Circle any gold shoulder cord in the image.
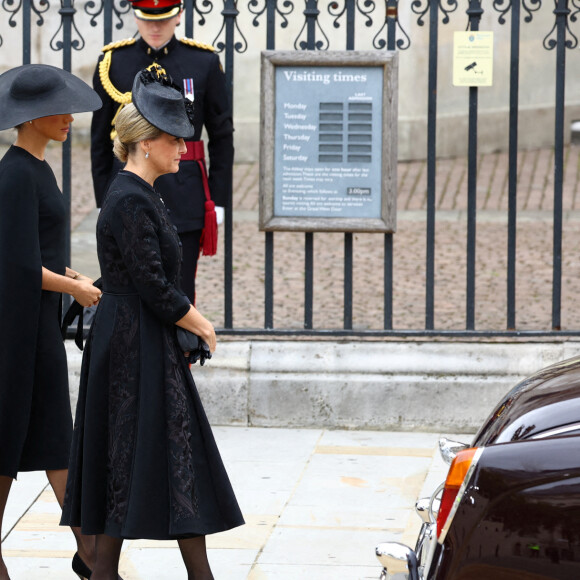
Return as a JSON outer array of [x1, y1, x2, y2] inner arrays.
[[179, 37, 215, 52], [99, 38, 135, 140]]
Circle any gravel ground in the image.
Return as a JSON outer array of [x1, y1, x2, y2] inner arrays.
[[194, 146, 580, 333], [16, 140, 580, 333]]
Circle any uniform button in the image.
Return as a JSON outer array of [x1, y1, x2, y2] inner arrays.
[[178, 242, 183, 247], [173, 225, 178, 230], [166, 209, 171, 214]]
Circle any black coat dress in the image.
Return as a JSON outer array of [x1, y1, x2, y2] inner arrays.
[[0, 146, 73, 478], [61, 171, 243, 539]]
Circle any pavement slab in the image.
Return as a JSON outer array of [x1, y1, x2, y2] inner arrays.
[[1, 427, 467, 579]]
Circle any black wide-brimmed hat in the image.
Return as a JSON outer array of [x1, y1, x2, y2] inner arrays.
[[131, 64, 194, 139], [0, 64, 102, 131]]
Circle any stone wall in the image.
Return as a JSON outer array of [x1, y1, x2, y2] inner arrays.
[[66, 339, 580, 432]]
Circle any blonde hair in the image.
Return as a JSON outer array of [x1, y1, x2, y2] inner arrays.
[[112, 103, 162, 163]]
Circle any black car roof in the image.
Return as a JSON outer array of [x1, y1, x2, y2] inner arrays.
[[473, 355, 580, 446]]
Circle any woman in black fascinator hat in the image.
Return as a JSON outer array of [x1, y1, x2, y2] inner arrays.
[[60, 64, 244, 580], [0, 64, 102, 579]]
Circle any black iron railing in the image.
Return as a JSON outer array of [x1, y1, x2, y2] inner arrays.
[[2, 0, 580, 337]]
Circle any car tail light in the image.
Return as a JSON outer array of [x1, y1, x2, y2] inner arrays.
[[436, 447, 481, 540]]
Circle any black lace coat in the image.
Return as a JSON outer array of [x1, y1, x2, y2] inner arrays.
[[61, 171, 244, 539]]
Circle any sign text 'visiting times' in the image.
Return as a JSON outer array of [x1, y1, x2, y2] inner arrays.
[[274, 66, 383, 220]]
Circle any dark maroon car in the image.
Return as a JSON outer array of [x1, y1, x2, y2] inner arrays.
[[375, 355, 580, 580]]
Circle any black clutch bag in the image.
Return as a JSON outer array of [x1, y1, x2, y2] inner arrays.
[[176, 327, 212, 366]]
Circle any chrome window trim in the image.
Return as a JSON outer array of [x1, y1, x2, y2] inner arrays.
[[532, 423, 580, 440]]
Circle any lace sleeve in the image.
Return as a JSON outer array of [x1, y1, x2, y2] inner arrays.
[[108, 192, 191, 324]]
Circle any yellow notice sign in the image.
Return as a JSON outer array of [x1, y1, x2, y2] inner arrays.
[[453, 31, 494, 87]]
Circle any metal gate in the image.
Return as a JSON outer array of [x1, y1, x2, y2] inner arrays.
[[1, 0, 579, 338]]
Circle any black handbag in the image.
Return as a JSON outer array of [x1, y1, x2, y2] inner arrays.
[[176, 327, 212, 366], [61, 277, 103, 351]]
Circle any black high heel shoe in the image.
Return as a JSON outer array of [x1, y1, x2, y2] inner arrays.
[[72, 552, 91, 579], [72, 552, 125, 580]]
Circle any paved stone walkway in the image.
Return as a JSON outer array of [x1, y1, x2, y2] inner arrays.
[[1, 427, 458, 579], [44, 142, 580, 332]]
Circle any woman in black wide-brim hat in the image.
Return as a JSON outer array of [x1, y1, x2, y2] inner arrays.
[[0, 64, 102, 579], [60, 64, 244, 579]]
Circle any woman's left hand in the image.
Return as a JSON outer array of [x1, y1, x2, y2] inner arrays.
[[75, 274, 94, 284], [197, 317, 216, 353], [71, 279, 102, 308], [176, 306, 217, 353]]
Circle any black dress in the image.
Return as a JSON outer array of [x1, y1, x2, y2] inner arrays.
[[61, 171, 244, 539], [0, 145, 73, 478]]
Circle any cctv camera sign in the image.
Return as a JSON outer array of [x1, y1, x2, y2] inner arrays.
[[453, 31, 494, 87]]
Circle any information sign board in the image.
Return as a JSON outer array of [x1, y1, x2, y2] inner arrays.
[[260, 51, 398, 232]]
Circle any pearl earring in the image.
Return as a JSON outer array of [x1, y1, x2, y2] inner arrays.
[[145, 151, 150, 159]]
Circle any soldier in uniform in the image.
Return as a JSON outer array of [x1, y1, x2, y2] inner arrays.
[[90, 0, 233, 304]]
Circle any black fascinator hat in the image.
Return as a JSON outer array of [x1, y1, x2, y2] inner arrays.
[[0, 64, 102, 131], [132, 64, 194, 140]]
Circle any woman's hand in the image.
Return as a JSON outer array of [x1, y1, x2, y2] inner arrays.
[[196, 315, 216, 353], [42, 266, 101, 307], [65, 268, 94, 285], [74, 274, 94, 284], [176, 305, 217, 353], [71, 280, 102, 308]]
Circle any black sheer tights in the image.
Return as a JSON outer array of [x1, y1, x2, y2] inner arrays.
[[90, 534, 214, 580], [91, 535, 123, 580], [178, 536, 215, 580]]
